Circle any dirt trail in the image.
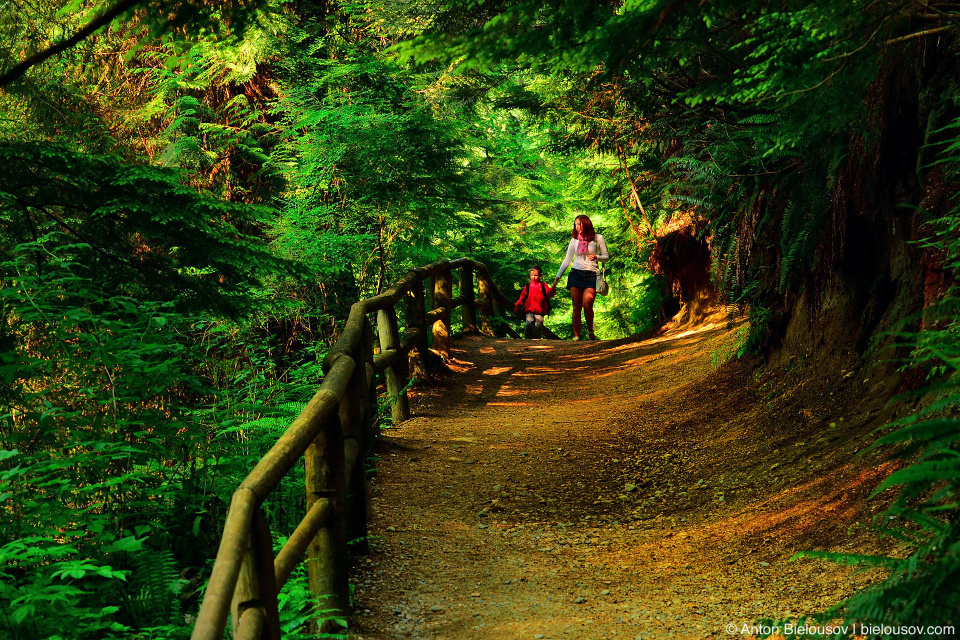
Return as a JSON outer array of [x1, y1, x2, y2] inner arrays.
[[349, 321, 893, 640]]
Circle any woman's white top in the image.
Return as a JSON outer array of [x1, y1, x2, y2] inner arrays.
[[555, 234, 609, 278]]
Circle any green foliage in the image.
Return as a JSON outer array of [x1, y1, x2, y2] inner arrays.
[[782, 116, 960, 636], [778, 169, 831, 292], [0, 143, 292, 316], [0, 0, 273, 88], [121, 549, 185, 629], [273, 562, 348, 640], [269, 7, 493, 295], [0, 241, 208, 638]]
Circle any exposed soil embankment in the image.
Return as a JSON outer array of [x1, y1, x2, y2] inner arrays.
[[349, 322, 898, 640]]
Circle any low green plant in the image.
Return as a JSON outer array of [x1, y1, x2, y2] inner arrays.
[[0, 240, 216, 638]]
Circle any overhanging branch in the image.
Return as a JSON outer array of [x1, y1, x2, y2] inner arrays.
[[0, 0, 141, 88]]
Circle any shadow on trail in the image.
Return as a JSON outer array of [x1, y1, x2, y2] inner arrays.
[[434, 325, 729, 412], [354, 321, 889, 640]]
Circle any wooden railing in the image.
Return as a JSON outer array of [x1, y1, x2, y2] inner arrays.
[[190, 258, 523, 640]]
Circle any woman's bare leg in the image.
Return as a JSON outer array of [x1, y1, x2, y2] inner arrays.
[[582, 287, 597, 337], [569, 287, 583, 339]]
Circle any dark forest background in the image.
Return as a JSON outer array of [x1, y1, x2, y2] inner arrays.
[[1, 1, 959, 637]]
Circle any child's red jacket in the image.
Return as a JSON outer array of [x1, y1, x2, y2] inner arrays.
[[514, 282, 553, 315]]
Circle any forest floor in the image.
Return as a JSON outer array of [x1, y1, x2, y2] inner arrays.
[[347, 317, 902, 640]]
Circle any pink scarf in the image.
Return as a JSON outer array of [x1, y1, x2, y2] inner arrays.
[[577, 234, 590, 255]]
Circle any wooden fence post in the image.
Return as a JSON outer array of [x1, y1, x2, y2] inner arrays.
[[405, 280, 430, 380], [230, 508, 281, 640], [360, 317, 378, 446], [340, 346, 370, 557], [477, 272, 494, 336], [460, 266, 477, 333], [426, 275, 435, 330], [377, 306, 410, 423], [433, 268, 452, 358], [305, 413, 348, 634], [346, 318, 377, 557]]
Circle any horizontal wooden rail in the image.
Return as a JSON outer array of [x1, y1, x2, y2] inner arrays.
[[191, 257, 533, 640], [274, 498, 333, 590]]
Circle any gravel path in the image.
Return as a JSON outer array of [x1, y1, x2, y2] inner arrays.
[[348, 322, 892, 640]]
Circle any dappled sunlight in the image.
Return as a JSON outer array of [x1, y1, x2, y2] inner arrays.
[[525, 343, 558, 350], [511, 368, 574, 377], [603, 340, 648, 354], [555, 356, 605, 366], [443, 357, 477, 373], [560, 463, 904, 585], [623, 354, 670, 367], [647, 323, 726, 346], [487, 401, 533, 407], [719, 462, 897, 539], [482, 366, 514, 376], [532, 358, 594, 371], [586, 365, 641, 379], [525, 366, 564, 373], [496, 388, 552, 397]]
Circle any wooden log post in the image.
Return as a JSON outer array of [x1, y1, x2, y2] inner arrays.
[[377, 306, 410, 423], [405, 280, 430, 380], [460, 266, 477, 333], [433, 268, 453, 359], [192, 488, 257, 640], [305, 412, 348, 634], [345, 319, 375, 556], [488, 274, 503, 320], [230, 507, 280, 640], [477, 272, 494, 336], [426, 274, 435, 345], [360, 317, 378, 446]]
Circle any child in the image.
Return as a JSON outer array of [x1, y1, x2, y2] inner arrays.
[[514, 266, 555, 339]]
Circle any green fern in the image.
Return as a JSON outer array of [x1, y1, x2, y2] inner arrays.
[[122, 548, 185, 629], [778, 170, 829, 291]]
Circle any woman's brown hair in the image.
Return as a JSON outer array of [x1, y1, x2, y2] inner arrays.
[[571, 214, 596, 240]]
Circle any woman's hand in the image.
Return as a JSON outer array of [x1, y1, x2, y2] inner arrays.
[[589, 254, 599, 262]]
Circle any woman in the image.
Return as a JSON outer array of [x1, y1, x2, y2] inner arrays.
[[552, 214, 609, 341]]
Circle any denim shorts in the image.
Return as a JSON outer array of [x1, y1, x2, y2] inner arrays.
[[567, 268, 597, 291]]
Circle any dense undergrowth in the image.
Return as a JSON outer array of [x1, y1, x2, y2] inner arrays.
[[1, 0, 959, 637]]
